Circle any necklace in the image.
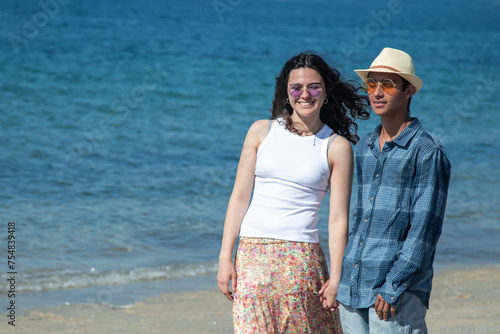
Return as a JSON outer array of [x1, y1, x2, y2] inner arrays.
[[313, 123, 324, 146], [292, 122, 325, 146]]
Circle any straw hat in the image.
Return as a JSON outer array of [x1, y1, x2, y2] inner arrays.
[[354, 47, 423, 93]]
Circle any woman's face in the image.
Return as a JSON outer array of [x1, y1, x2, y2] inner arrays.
[[287, 68, 327, 121]]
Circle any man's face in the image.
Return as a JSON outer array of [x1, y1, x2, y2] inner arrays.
[[366, 72, 413, 117]]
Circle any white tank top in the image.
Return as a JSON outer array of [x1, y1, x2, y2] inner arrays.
[[239, 118, 337, 243]]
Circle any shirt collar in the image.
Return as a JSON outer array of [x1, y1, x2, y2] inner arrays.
[[367, 118, 422, 148]]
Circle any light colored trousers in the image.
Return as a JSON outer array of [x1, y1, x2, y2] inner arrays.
[[339, 292, 428, 334]]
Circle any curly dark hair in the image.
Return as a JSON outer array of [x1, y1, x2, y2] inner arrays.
[[271, 52, 370, 144]]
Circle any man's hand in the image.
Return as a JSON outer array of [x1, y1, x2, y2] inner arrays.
[[318, 279, 340, 310], [374, 293, 396, 320]]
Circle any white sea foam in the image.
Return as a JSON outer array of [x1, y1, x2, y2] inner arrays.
[[0, 262, 219, 292]]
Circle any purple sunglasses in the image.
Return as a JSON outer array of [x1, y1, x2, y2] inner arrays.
[[288, 84, 323, 98]]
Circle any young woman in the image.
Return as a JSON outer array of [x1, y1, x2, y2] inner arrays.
[[217, 52, 369, 333]]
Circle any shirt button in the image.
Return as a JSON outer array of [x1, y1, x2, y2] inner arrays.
[[365, 219, 368, 223], [391, 297, 395, 300], [354, 264, 358, 268], [370, 197, 374, 201], [404, 284, 408, 287], [359, 242, 363, 246], [375, 174, 379, 178]]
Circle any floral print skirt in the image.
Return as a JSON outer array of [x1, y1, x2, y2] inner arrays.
[[233, 237, 342, 334]]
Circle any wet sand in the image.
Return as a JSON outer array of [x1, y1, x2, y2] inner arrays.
[[2, 265, 499, 334]]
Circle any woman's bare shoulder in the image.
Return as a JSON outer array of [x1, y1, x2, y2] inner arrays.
[[329, 134, 352, 150], [247, 119, 272, 142], [328, 134, 353, 164]]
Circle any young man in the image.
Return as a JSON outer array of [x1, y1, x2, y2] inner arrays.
[[324, 48, 451, 333]]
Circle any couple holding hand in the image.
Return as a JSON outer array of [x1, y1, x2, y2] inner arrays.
[[217, 47, 451, 334]]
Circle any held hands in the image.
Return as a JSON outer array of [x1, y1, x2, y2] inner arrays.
[[374, 293, 396, 320], [217, 258, 237, 301], [318, 279, 340, 310]]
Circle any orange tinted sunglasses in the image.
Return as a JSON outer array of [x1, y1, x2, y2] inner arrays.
[[362, 78, 405, 95]]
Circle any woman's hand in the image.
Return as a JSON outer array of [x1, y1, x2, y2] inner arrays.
[[216, 120, 268, 302], [217, 258, 237, 301], [318, 279, 339, 310]]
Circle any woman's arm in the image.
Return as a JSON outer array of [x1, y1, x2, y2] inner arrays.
[[217, 119, 270, 301], [321, 135, 353, 308]]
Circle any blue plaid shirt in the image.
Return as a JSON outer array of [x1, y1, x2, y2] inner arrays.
[[337, 118, 451, 309]]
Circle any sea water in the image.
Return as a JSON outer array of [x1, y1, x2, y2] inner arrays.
[[0, 0, 499, 309]]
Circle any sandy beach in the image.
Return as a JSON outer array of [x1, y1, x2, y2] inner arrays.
[[2, 265, 499, 334]]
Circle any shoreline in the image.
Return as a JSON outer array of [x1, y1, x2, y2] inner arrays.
[[2, 265, 499, 333], [14, 273, 220, 311], [9, 260, 493, 311]]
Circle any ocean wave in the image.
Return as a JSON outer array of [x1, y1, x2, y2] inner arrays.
[[0, 262, 218, 293]]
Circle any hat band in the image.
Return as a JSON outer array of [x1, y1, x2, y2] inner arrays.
[[369, 65, 401, 73]]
